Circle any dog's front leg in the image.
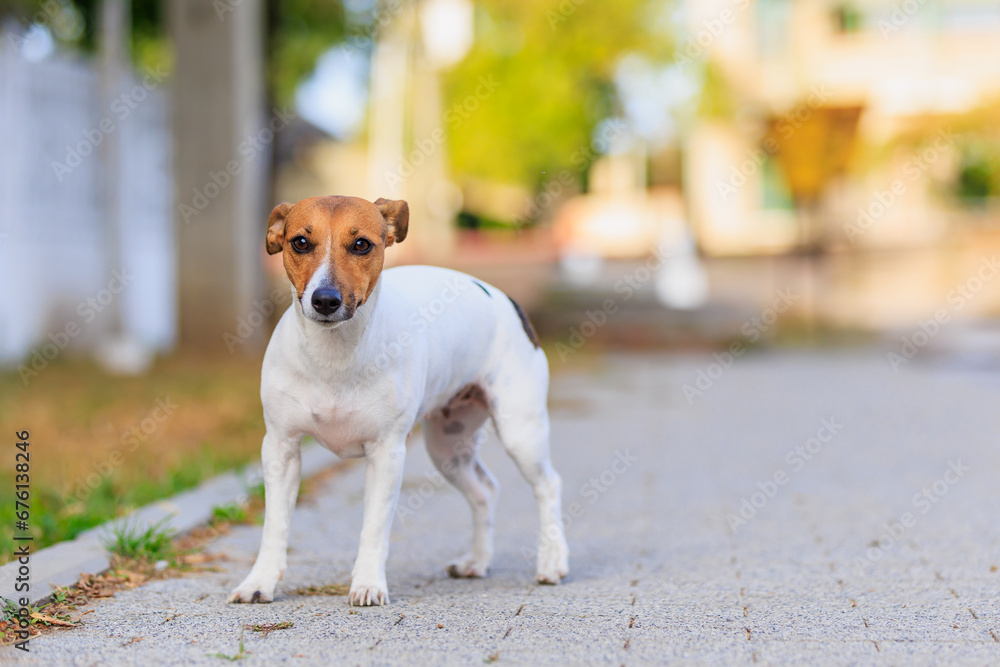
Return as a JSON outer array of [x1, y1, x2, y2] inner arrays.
[[348, 436, 406, 606], [228, 432, 302, 603]]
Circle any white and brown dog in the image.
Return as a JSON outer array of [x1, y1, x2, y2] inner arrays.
[[228, 195, 569, 606]]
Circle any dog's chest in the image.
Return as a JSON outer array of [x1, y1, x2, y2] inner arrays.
[[303, 383, 393, 458]]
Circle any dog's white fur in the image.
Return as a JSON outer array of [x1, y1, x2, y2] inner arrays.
[[228, 264, 569, 606]]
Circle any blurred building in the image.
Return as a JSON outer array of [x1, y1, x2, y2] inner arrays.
[[682, 0, 1000, 256]]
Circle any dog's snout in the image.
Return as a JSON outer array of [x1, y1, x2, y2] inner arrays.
[[312, 287, 342, 315]]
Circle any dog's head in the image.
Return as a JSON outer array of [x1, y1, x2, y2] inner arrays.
[[265, 195, 408, 326]]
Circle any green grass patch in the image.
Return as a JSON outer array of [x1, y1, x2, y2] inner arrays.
[[102, 516, 176, 562], [209, 629, 250, 661], [0, 351, 269, 563], [212, 503, 248, 524]]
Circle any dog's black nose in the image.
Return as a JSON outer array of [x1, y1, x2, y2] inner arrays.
[[311, 288, 342, 316]]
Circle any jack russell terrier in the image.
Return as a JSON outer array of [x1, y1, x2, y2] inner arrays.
[[228, 195, 569, 606]]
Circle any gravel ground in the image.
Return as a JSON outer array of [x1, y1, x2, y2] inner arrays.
[[6, 348, 1000, 665]]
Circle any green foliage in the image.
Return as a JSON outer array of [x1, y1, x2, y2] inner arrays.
[[882, 100, 1000, 206], [7, 1, 673, 190], [442, 0, 672, 187], [102, 516, 175, 561], [696, 60, 737, 120], [955, 145, 1000, 203], [5, 1, 344, 105], [5, 0, 163, 60], [267, 0, 347, 106], [212, 503, 248, 524], [246, 620, 294, 637], [209, 629, 250, 661]]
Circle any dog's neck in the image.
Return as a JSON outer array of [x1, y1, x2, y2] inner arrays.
[[291, 279, 384, 373]]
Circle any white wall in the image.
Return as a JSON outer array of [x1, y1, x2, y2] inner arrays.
[[0, 48, 174, 368]]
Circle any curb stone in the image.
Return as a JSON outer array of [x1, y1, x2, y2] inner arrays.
[[0, 443, 339, 603]]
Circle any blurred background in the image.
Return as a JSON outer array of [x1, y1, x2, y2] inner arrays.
[[2, 0, 1000, 557]]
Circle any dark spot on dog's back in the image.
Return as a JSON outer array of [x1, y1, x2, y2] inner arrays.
[[508, 297, 540, 348]]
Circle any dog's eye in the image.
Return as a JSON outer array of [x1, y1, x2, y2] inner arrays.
[[291, 236, 310, 253], [352, 238, 373, 254]]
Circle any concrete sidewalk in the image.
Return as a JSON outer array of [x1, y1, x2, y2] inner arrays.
[[6, 349, 1000, 665]]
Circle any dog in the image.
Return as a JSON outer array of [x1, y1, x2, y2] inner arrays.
[[228, 195, 569, 606]]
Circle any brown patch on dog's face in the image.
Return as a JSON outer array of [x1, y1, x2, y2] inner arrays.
[[266, 195, 408, 325]]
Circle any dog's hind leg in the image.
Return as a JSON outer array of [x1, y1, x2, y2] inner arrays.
[[488, 353, 569, 584], [425, 403, 498, 578]]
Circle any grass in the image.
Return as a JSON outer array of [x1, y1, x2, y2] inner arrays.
[[0, 439, 352, 646], [211, 482, 266, 525], [0, 595, 78, 644], [209, 629, 250, 661], [211, 504, 248, 524], [0, 351, 268, 563], [102, 516, 176, 562], [0, 568, 148, 645], [245, 621, 293, 638], [1, 514, 241, 645], [293, 582, 351, 596]]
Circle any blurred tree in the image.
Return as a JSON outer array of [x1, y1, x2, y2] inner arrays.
[[441, 0, 672, 188], [3, 0, 346, 105], [883, 99, 1000, 207], [950, 100, 1000, 205], [5, 0, 673, 189], [266, 0, 346, 106], [956, 150, 1000, 203], [696, 60, 738, 120], [1, 0, 162, 66]]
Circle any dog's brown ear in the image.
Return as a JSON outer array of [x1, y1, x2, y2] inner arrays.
[[266, 202, 293, 255], [374, 198, 409, 246]]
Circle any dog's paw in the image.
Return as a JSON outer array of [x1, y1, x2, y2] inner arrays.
[[535, 542, 569, 585], [446, 553, 490, 579], [347, 580, 389, 606], [227, 572, 280, 604]]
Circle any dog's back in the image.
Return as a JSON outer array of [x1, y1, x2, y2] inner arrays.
[[378, 264, 544, 416]]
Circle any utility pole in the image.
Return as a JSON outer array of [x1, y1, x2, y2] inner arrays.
[[169, 0, 268, 350], [95, 0, 150, 373]]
